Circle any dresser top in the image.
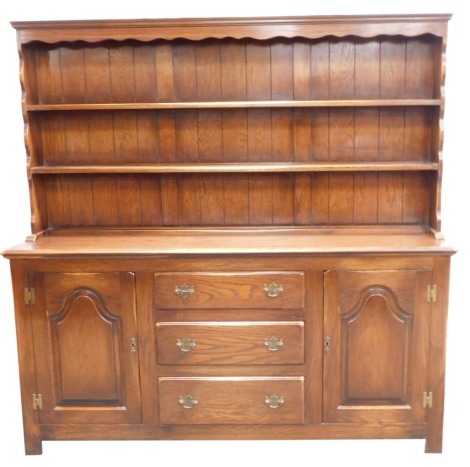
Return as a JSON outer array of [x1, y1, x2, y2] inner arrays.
[[3, 228, 455, 259]]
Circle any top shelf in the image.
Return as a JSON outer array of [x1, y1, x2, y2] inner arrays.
[[26, 99, 441, 112]]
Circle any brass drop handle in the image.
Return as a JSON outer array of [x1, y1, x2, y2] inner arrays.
[[264, 336, 283, 352], [179, 395, 198, 409], [265, 395, 285, 409], [176, 338, 197, 352], [174, 284, 195, 300], [263, 282, 284, 298]]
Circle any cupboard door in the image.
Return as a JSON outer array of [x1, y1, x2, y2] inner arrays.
[[29, 272, 141, 424], [323, 269, 431, 424]]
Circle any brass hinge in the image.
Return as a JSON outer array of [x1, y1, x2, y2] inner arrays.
[[24, 287, 35, 305], [32, 394, 43, 410], [423, 392, 433, 409], [427, 284, 437, 303]]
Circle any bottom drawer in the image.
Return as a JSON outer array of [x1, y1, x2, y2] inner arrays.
[[159, 377, 304, 425]]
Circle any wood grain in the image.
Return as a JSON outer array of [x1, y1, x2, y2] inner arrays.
[[156, 322, 304, 365], [5, 15, 453, 455], [30, 271, 141, 424], [324, 269, 431, 424], [158, 377, 304, 424], [154, 271, 305, 310]]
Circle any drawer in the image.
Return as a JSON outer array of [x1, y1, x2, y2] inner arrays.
[[159, 377, 304, 425], [154, 272, 305, 310], [156, 321, 304, 365]]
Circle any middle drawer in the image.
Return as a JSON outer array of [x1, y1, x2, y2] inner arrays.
[[156, 321, 304, 365]]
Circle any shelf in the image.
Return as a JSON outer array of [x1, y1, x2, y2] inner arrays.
[[3, 227, 455, 259], [31, 162, 439, 175], [26, 99, 441, 112]]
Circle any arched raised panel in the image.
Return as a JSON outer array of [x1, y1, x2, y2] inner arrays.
[[49, 288, 122, 404], [341, 287, 412, 404], [337, 271, 417, 316]]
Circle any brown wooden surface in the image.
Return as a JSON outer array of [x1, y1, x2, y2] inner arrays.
[[12, 15, 450, 45], [4, 14, 454, 455], [324, 270, 431, 424], [3, 228, 454, 258], [18, 30, 444, 234], [154, 271, 305, 310], [425, 256, 451, 453], [40, 421, 426, 441], [158, 377, 304, 424], [5, 253, 452, 454], [29, 271, 141, 424], [31, 162, 439, 174], [33, 106, 435, 166], [27, 100, 440, 110], [156, 322, 304, 365], [135, 272, 159, 425], [9, 262, 43, 455]]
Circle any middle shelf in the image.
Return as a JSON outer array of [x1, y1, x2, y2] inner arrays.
[[31, 161, 439, 175], [26, 99, 441, 112]]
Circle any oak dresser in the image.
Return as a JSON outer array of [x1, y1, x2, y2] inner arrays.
[[3, 15, 454, 454]]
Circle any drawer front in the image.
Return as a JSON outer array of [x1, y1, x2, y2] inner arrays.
[[154, 272, 305, 310], [156, 321, 304, 365], [159, 377, 304, 425]]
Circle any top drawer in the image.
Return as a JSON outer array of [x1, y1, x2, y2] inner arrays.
[[154, 272, 305, 310]]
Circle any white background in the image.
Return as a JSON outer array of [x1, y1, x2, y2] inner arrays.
[[0, 1, 468, 465]]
